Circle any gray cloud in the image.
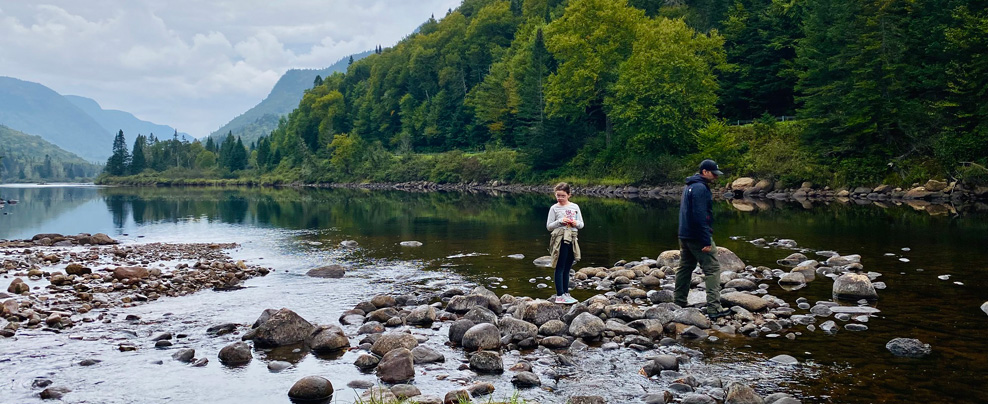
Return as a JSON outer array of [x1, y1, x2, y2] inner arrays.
[[0, 0, 460, 137]]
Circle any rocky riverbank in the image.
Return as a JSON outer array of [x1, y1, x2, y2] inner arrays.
[[1, 233, 271, 339]]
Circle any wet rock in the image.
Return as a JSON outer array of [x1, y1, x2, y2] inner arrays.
[[447, 294, 493, 314], [411, 346, 445, 364], [569, 396, 607, 404], [779, 272, 806, 285], [288, 376, 334, 402], [520, 299, 565, 325], [616, 287, 648, 300], [405, 305, 437, 326], [308, 325, 349, 352], [681, 326, 708, 339], [658, 250, 681, 268], [306, 265, 345, 278], [399, 241, 424, 247], [725, 382, 764, 404], [218, 341, 252, 366], [371, 294, 397, 308], [533, 256, 552, 267], [644, 392, 674, 404], [444, 389, 471, 404], [469, 350, 503, 374], [354, 354, 380, 370], [463, 306, 498, 326], [539, 319, 568, 336], [462, 323, 501, 351], [777, 253, 807, 267], [809, 304, 833, 317], [604, 304, 645, 321], [267, 361, 292, 372], [673, 308, 712, 329], [357, 321, 385, 335], [391, 384, 421, 399], [112, 266, 149, 280], [725, 279, 757, 291], [833, 273, 878, 300], [648, 289, 675, 304], [886, 338, 931, 358], [627, 319, 665, 339], [540, 336, 571, 349], [79, 359, 101, 366], [769, 354, 798, 365], [7, 277, 29, 294], [207, 323, 238, 336], [791, 266, 816, 282], [642, 354, 679, 376], [244, 308, 315, 347], [981, 301, 988, 316], [377, 348, 415, 383], [448, 319, 475, 346], [716, 247, 746, 272], [172, 348, 195, 363], [362, 387, 398, 403], [465, 381, 495, 397], [499, 316, 538, 341], [721, 292, 768, 311], [681, 393, 716, 404], [370, 332, 419, 357], [569, 312, 605, 339], [511, 371, 542, 387], [366, 307, 399, 323], [845, 324, 868, 331], [346, 379, 374, 389], [40, 386, 71, 400], [820, 320, 839, 334], [340, 240, 358, 248], [64, 263, 91, 275]]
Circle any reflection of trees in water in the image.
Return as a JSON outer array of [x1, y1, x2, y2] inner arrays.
[[0, 187, 99, 237]]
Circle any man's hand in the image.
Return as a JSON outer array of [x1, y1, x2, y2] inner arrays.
[[701, 245, 712, 253]]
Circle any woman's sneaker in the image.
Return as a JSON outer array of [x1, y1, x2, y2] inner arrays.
[[554, 296, 568, 304], [562, 294, 578, 304]]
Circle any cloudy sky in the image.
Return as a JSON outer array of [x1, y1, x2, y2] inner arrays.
[[0, 0, 461, 137]]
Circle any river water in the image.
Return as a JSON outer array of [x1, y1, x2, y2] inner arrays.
[[0, 184, 986, 404]]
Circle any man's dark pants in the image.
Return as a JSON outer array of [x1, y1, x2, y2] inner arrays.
[[674, 239, 725, 313]]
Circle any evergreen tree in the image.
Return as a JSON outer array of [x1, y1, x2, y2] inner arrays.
[[105, 130, 130, 176], [205, 136, 217, 153], [130, 134, 147, 174], [313, 75, 324, 87]]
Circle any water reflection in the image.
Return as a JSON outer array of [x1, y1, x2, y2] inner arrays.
[[2, 185, 988, 403]]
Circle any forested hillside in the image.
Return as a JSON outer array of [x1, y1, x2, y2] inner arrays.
[[0, 125, 101, 182], [102, 0, 988, 187]]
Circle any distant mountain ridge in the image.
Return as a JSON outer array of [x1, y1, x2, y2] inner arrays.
[[0, 124, 100, 182], [64, 95, 191, 141], [208, 51, 371, 145], [0, 76, 114, 161]]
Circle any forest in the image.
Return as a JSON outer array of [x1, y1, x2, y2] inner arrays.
[[100, 0, 988, 188]]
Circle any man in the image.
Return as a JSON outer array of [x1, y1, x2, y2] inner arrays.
[[674, 159, 731, 319]]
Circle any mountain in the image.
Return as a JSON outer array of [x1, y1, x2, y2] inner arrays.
[[0, 76, 113, 161], [208, 51, 372, 145], [0, 124, 100, 182], [64, 95, 191, 142]]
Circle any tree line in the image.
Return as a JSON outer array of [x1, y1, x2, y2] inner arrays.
[[104, 0, 988, 187], [103, 129, 250, 177]]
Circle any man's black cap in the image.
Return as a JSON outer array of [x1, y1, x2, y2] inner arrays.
[[699, 159, 724, 176]]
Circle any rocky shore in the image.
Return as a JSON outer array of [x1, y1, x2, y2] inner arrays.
[[1, 233, 270, 338], [4, 232, 938, 404]]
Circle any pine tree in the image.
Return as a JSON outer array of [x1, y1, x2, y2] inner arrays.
[[130, 134, 147, 174], [313, 75, 324, 87], [105, 130, 130, 176]]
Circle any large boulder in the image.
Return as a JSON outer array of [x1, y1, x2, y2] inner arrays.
[[448, 319, 476, 346], [886, 338, 932, 358], [308, 325, 350, 353], [468, 351, 503, 374], [732, 177, 757, 191], [520, 299, 565, 326], [924, 180, 948, 192], [446, 294, 493, 314], [462, 323, 501, 351], [218, 342, 252, 366], [569, 312, 605, 339], [411, 346, 445, 364], [288, 376, 334, 402], [377, 348, 415, 384], [833, 273, 878, 300], [716, 247, 746, 272], [641, 354, 679, 376], [64, 264, 92, 275], [720, 292, 768, 312], [604, 304, 645, 321], [306, 265, 345, 278], [658, 250, 681, 268], [371, 332, 419, 357], [463, 306, 498, 326], [244, 308, 315, 347], [627, 319, 666, 339], [777, 253, 807, 267], [112, 266, 149, 281], [903, 187, 932, 199], [981, 302, 988, 316]]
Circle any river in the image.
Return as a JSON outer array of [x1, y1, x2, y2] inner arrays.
[[1, 184, 986, 403]]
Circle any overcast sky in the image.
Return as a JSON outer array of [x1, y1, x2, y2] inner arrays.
[[0, 0, 461, 137]]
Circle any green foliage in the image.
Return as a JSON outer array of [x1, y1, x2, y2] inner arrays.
[[0, 125, 100, 182], [105, 130, 130, 176], [956, 163, 988, 187]]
